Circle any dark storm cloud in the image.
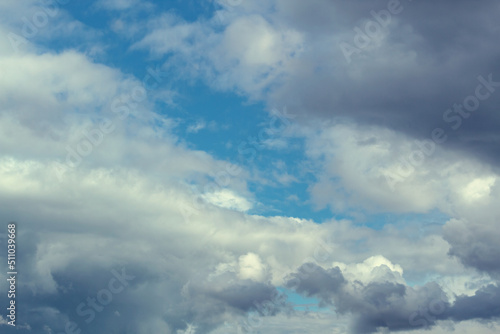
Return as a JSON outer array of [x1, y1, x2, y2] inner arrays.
[[285, 262, 345, 305], [0, 231, 145, 334], [446, 234, 500, 275], [207, 281, 279, 312], [446, 284, 500, 322], [270, 0, 500, 168], [0, 226, 286, 334], [162, 273, 288, 333], [443, 221, 500, 276], [286, 261, 500, 333], [282, 263, 500, 334]]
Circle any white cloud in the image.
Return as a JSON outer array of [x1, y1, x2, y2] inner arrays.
[[221, 15, 299, 67], [186, 120, 217, 134], [187, 120, 206, 133], [460, 176, 496, 203], [202, 188, 253, 212], [238, 252, 268, 282], [132, 10, 304, 99], [301, 121, 500, 220], [333, 255, 405, 286]]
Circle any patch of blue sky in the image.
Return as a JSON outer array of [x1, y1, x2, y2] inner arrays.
[[277, 287, 331, 313], [170, 83, 335, 223], [247, 176, 335, 223], [150, 0, 217, 22], [363, 209, 450, 232], [172, 83, 269, 159]]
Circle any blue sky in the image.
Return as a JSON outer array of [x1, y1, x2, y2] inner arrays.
[[0, 1, 500, 333]]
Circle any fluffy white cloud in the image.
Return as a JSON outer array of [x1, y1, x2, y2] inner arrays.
[[132, 9, 303, 99], [299, 121, 500, 219], [333, 255, 405, 285], [202, 188, 253, 212], [238, 252, 268, 282]]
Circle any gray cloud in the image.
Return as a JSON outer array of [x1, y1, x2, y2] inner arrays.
[[443, 219, 500, 277], [286, 263, 345, 305], [285, 263, 477, 334], [446, 284, 500, 322], [267, 0, 500, 169], [286, 261, 500, 333]]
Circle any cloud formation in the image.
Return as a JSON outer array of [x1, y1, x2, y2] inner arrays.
[[0, 1, 499, 333]]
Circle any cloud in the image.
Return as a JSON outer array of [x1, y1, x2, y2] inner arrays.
[[333, 255, 405, 285], [443, 219, 500, 277], [186, 119, 217, 134], [286, 258, 500, 333], [286, 263, 345, 305], [445, 284, 500, 322], [202, 188, 253, 212], [299, 121, 499, 218], [285, 262, 452, 333], [187, 120, 207, 133], [132, 9, 304, 99], [238, 252, 268, 282], [265, 0, 500, 168]]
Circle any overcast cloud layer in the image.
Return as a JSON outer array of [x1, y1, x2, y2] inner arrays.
[[0, 1, 499, 333]]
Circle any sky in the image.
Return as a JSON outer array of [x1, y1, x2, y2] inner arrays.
[[0, 0, 500, 333]]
